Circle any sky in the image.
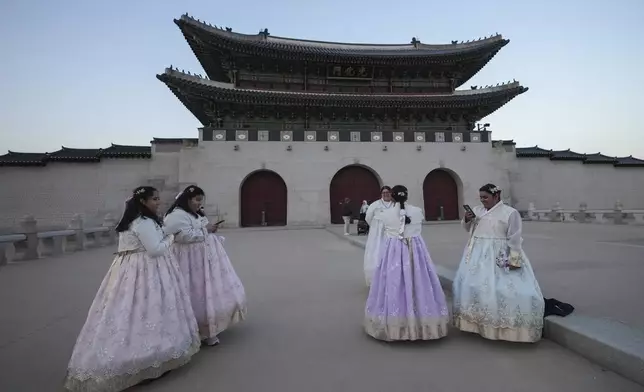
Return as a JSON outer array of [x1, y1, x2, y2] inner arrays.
[[1, 0, 643, 157]]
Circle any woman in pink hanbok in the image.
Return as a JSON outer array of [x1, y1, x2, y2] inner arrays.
[[164, 185, 247, 346], [64, 186, 200, 392]]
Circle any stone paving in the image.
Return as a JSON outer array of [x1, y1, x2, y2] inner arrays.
[[0, 228, 642, 391], [333, 220, 644, 329]]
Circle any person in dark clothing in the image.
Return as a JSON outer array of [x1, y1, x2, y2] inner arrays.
[[340, 197, 352, 235]]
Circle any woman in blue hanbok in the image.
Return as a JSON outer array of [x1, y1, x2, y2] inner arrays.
[[452, 183, 545, 343]]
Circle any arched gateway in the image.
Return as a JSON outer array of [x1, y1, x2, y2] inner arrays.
[[423, 169, 460, 221], [329, 165, 381, 224], [240, 170, 287, 227]]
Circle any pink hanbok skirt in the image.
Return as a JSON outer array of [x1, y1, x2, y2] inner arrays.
[[172, 234, 247, 341]]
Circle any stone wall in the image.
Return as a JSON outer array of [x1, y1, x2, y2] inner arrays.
[[510, 157, 644, 211], [1, 139, 643, 230], [0, 159, 153, 231]]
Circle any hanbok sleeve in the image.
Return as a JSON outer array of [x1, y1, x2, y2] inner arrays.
[[164, 211, 205, 244], [133, 218, 173, 258], [365, 203, 377, 225], [507, 209, 524, 267], [461, 218, 473, 232]]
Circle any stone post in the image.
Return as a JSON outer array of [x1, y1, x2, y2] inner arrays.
[[613, 200, 624, 225], [549, 202, 562, 222], [69, 214, 85, 251], [50, 236, 66, 257], [20, 215, 39, 260], [103, 213, 117, 245], [527, 202, 536, 221], [577, 202, 588, 223]]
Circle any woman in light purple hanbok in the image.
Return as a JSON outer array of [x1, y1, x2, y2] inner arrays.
[[365, 185, 449, 341], [164, 185, 247, 346], [64, 186, 200, 392]]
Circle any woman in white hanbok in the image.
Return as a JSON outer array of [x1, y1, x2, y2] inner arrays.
[[363, 186, 393, 286], [165, 186, 247, 346], [64, 186, 200, 392], [452, 183, 545, 343]]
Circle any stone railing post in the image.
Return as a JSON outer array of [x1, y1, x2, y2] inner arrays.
[[20, 215, 39, 260], [103, 214, 117, 245], [613, 200, 624, 225], [69, 214, 85, 251], [549, 202, 562, 222], [577, 202, 587, 223], [526, 202, 536, 221]]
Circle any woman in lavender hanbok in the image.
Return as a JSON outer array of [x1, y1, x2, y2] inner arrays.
[[164, 185, 247, 346], [64, 186, 200, 392], [365, 185, 449, 341], [363, 186, 393, 287], [453, 183, 545, 343]]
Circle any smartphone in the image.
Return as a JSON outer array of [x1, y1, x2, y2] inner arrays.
[[463, 205, 475, 216], [215, 219, 225, 225]]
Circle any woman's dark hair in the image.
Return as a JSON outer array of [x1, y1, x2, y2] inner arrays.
[[391, 185, 411, 224], [380, 185, 392, 193], [115, 186, 163, 232], [479, 183, 502, 199], [166, 185, 206, 218]]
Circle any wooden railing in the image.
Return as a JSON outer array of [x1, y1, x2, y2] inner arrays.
[[0, 214, 118, 266], [519, 202, 644, 225]]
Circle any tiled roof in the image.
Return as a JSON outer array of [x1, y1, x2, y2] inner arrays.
[[614, 156, 644, 167], [102, 144, 152, 158], [48, 147, 102, 162], [515, 146, 552, 157], [0, 143, 152, 167], [549, 149, 586, 161], [515, 146, 644, 168], [583, 153, 617, 164], [157, 69, 527, 119], [0, 151, 48, 166], [177, 14, 508, 59]]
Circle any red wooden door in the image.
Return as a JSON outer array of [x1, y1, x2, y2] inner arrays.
[[423, 169, 459, 221], [329, 166, 381, 224], [240, 170, 287, 227]]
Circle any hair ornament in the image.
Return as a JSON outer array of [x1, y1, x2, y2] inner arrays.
[[397, 191, 406, 197], [489, 186, 501, 194], [188, 187, 195, 193], [134, 188, 146, 195]]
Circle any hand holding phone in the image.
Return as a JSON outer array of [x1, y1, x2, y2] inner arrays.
[[463, 205, 476, 222]]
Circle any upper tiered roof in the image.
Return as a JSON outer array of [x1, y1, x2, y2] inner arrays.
[[175, 14, 509, 85]]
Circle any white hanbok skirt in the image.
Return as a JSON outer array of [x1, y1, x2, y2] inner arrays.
[[452, 237, 545, 343], [363, 219, 386, 287], [64, 251, 201, 392], [172, 234, 247, 341]]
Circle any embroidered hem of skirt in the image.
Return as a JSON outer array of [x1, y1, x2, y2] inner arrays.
[[63, 341, 200, 392], [364, 316, 449, 341], [200, 305, 248, 339], [453, 316, 542, 343]]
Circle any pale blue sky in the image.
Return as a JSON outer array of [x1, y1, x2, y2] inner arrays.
[[1, 0, 643, 157]]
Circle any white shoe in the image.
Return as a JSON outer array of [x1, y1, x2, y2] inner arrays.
[[344, 233, 350, 236], [204, 337, 220, 346]]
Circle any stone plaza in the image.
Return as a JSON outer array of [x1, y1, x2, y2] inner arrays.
[[1, 222, 643, 391]]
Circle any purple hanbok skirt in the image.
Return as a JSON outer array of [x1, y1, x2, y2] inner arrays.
[[365, 235, 449, 341]]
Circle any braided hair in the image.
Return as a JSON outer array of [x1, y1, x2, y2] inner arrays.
[[391, 185, 411, 224]]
